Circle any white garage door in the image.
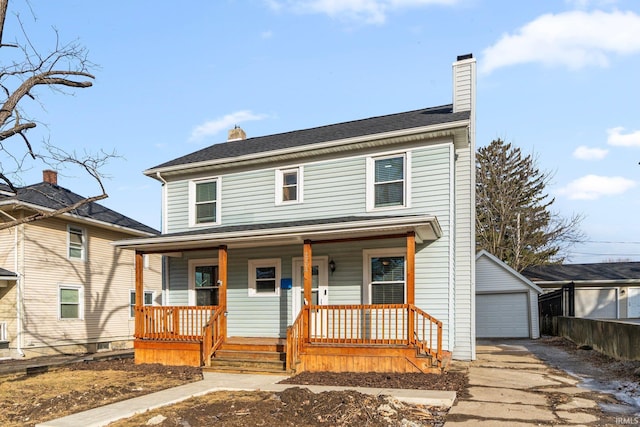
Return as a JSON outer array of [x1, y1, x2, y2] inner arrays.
[[575, 288, 617, 319], [477, 293, 529, 338]]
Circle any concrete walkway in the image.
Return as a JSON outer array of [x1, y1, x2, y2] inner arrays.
[[445, 341, 622, 426], [37, 371, 456, 427]]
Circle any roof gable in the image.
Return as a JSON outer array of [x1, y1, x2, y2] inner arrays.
[[476, 250, 542, 294], [148, 105, 469, 172]]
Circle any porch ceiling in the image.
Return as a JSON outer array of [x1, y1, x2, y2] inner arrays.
[[113, 215, 442, 253]]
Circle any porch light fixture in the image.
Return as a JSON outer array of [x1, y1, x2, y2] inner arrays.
[[329, 260, 336, 273]]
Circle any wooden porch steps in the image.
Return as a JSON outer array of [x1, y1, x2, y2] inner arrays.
[[204, 337, 288, 374]]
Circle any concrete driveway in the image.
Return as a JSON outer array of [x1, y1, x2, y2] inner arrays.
[[445, 340, 638, 426]]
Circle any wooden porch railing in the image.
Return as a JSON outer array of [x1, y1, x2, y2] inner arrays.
[[286, 307, 307, 372], [285, 304, 444, 368], [134, 306, 217, 341], [202, 306, 225, 366]]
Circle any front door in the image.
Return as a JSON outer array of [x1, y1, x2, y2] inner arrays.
[[292, 257, 328, 337]]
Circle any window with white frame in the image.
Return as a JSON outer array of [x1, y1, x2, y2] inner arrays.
[[248, 258, 281, 297], [59, 285, 84, 320], [188, 259, 219, 306], [275, 166, 303, 205], [364, 249, 406, 305], [129, 290, 155, 318], [366, 153, 410, 210], [68, 226, 86, 260], [190, 178, 220, 226]]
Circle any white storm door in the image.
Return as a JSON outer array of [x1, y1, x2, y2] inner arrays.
[[292, 257, 328, 337]]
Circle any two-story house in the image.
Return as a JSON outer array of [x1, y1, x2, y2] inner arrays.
[[0, 171, 162, 358], [116, 54, 477, 372]]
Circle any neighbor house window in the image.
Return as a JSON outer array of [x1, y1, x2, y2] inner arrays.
[[364, 249, 406, 304], [366, 153, 410, 211], [190, 178, 220, 226], [248, 258, 281, 297], [59, 285, 83, 320], [68, 226, 86, 260], [188, 259, 219, 306], [129, 290, 154, 318], [275, 166, 303, 205]]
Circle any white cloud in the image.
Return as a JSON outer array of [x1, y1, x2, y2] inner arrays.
[[266, 0, 460, 25], [481, 10, 640, 73], [557, 174, 636, 200], [572, 145, 608, 160], [261, 30, 274, 39], [607, 126, 640, 147], [189, 111, 268, 143]]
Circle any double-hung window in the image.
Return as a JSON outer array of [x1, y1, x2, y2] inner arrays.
[[188, 259, 219, 306], [248, 258, 281, 297], [129, 290, 154, 318], [275, 167, 303, 205], [59, 285, 84, 320], [190, 178, 220, 226], [68, 226, 86, 260], [366, 153, 410, 211], [364, 249, 406, 305]]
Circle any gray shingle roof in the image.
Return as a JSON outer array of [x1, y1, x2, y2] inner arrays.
[[0, 267, 17, 278], [150, 104, 469, 170], [0, 182, 159, 236], [522, 262, 640, 282]]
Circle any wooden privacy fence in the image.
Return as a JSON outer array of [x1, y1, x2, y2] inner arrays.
[[134, 306, 217, 341]]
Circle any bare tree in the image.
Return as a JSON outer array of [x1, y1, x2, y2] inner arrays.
[[476, 139, 585, 271], [0, 0, 115, 230]]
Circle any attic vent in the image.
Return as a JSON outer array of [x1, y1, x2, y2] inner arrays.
[[228, 126, 247, 141]]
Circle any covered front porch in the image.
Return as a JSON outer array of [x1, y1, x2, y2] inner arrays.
[[127, 216, 448, 373]]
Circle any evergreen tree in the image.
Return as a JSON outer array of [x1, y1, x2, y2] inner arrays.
[[476, 139, 583, 271]]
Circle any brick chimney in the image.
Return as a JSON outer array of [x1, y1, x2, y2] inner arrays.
[[227, 125, 247, 142], [43, 169, 58, 185]]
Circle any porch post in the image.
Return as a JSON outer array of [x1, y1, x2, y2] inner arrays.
[[406, 232, 416, 305], [303, 239, 313, 342], [406, 232, 416, 345], [218, 245, 228, 341], [134, 251, 144, 338]]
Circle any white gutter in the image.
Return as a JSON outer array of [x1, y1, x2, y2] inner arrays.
[[156, 171, 169, 305], [15, 224, 24, 357], [144, 120, 471, 177]]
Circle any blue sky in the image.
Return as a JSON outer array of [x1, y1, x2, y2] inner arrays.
[[5, 0, 640, 263]]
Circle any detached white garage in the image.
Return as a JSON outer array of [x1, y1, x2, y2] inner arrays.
[[476, 251, 543, 339]]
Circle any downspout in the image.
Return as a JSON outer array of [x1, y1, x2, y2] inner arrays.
[[15, 224, 24, 357], [156, 172, 169, 305]]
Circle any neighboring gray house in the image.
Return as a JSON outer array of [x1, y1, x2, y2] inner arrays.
[[475, 251, 542, 339], [523, 262, 640, 319], [116, 54, 477, 371]]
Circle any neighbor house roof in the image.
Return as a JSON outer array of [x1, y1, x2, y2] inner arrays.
[[522, 262, 640, 285], [0, 267, 17, 280], [0, 182, 159, 236], [147, 104, 470, 173]]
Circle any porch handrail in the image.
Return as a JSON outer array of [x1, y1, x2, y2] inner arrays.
[[134, 306, 217, 341], [286, 306, 307, 372], [202, 306, 225, 366], [409, 304, 443, 363]]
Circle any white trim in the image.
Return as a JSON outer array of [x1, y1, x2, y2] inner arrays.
[[476, 250, 543, 294], [188, 258, 219, 305], [144, 120, 471, 176], [362, 248, 407, 304], [58, 284, 84, 320], [0, 321, 7, 341], [275, 166, 304, 205], [188, 177, 222, 227], [248, 258, 281, 297], [448, 143, 456, 352], [67, 225, 86, 261], [366, 152, 411, 212]]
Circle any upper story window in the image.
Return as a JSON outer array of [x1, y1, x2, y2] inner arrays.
[[275, 166, 303, 205], [366, 153, 410, 211], [68, 226, 86, 261], [189, 178, 221, 226]]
